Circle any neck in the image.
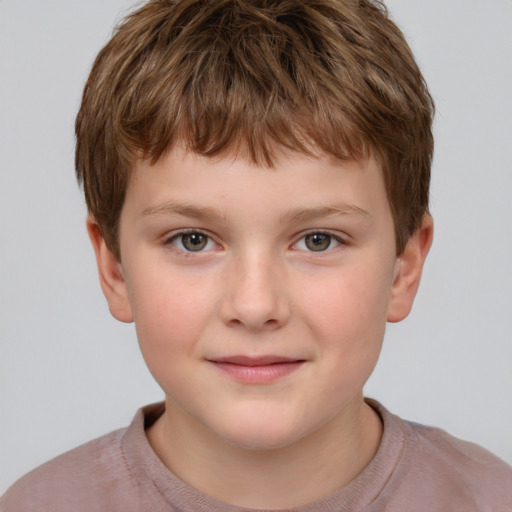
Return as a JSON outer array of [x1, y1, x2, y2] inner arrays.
[[146, 396, 382, 509]]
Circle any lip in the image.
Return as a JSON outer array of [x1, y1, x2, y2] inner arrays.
[[207, 355, 305, 384]]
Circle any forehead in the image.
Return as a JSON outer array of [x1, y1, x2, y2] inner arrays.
[[123, 146, 391, 227]]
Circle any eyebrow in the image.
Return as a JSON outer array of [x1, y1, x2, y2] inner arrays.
[[283, 205, 371, 224], [142, 202, 227, 221], [141, 201, 371, 223]]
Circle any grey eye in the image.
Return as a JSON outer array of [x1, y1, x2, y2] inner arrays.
[[180, 233, 209, 251], [304, 233, 332, 251]]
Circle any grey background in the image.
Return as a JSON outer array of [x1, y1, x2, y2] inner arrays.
[[1, 0, 511, 494]]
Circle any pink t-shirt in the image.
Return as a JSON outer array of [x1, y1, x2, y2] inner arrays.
[[1, 400, 511, 511]]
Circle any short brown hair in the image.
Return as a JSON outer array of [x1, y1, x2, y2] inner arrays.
[[76, 0, 434, 260]]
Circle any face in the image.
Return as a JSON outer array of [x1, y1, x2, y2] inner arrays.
[[98, 147, 426, 451]]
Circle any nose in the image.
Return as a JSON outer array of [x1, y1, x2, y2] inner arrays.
[[219, 251, 291, 331]]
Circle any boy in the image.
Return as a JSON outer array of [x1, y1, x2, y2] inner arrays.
[[1, 0, 511, 510]]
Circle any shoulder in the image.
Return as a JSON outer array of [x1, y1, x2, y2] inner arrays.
[[404, 418, 511, 478], [0, 427, 133, 512], [379, 403, 512, 510], [1, 403, 168, 512]]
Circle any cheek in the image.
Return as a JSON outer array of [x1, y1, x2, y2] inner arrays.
[[298, 265, 391, 377], [128, 270, 217, 361], [128, 275, 216, 397], [306, 268, 390, 333]]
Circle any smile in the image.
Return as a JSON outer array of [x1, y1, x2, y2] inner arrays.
[[207, 356, 305, 384]]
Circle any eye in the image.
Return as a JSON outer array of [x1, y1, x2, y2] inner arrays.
[[169, 231, 217, 252], [294, 232, 342, 252]]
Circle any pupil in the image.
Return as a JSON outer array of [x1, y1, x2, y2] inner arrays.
[[183, 233, 207, 251], [306, 233, 331, 251]]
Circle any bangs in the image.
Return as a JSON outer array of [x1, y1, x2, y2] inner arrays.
[[113, 0, 371, 166]]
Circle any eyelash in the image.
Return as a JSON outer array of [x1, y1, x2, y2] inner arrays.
[[165, 229, 219, 254], [293, 231, 345, 253], [165, 229, 346, 254]]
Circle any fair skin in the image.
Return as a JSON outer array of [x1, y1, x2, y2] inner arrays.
[[88, 146, 432, 509]]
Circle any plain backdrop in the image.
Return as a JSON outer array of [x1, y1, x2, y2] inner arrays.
[[1, 0, 511, 495]]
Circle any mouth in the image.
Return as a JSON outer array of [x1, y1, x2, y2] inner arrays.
[[207, 355, 305, 384]]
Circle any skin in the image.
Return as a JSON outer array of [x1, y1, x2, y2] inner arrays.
[[88, 146, 433, 509]]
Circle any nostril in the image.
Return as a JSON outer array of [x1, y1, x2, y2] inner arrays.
[[227, 317, 279, 329]]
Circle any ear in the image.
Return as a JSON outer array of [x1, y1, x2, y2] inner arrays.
[[387, 215, 433, 323], [86, 216, 134, 323]]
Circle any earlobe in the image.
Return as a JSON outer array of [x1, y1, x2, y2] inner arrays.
[[387, 215, 433, 323], [86, 217, 134, 323]]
